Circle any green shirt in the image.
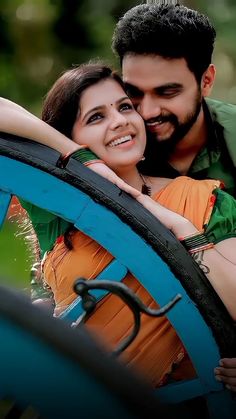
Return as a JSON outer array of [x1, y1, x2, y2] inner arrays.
[[188, 104, 236, 197], [206, 188, 236, 243], [140, 100, 236, 197], [20, 199, 71, 256]]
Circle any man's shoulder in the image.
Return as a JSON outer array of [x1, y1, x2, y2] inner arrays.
[[205, 97, 236, 119], [205, 97, 236, 165]]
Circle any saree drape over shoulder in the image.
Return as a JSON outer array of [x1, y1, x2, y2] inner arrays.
[[43, 176, 228, 387]]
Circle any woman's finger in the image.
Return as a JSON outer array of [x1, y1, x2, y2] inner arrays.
[[219, 358, 236, 368], [215, 367, 236, 379]]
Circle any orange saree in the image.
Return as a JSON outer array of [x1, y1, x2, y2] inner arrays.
[[43, 176, 221, 387]]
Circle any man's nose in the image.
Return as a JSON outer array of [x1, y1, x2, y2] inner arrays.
[[137, 96, 161, 121]]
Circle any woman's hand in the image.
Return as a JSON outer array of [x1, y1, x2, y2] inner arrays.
[[215, 358, 236, 391], [89, 162, 141, 198]]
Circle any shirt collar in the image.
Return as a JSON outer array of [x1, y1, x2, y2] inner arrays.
[[189, 100, 223, 173], [202, 99, 221, 153]]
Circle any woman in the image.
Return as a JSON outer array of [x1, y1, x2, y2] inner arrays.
[[0, 97, 137, 197], [1, 63, 235, 388]]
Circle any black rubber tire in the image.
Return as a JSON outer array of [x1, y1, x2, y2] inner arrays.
[[0, 284, 173, 418]]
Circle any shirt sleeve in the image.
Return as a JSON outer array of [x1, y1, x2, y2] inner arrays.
[[19, 199, 58, 223], [19, 199, 71, 255], [205, 189, 236, 244]]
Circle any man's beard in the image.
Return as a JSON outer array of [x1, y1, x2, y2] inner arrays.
[[138, 90, 203, 176], [146, 91, 202, 158]]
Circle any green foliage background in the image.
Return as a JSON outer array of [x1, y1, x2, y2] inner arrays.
[[0, 0, 236, 289]]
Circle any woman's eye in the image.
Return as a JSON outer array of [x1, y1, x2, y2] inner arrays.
[[87, 113, 103, 124], [119, 102, 133, 112]]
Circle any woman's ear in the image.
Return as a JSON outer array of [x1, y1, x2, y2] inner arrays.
[[201, 64, 216, 97]]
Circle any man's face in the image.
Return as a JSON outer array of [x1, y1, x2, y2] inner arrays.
[[122, 54, 203, 148]]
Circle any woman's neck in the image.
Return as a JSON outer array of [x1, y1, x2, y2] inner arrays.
[[115, 166, 172, 196], [115, 166, 144, 192]]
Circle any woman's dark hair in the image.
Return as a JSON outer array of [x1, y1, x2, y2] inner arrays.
[[42, 61, 124, 250], [42, 61, 124, 138]]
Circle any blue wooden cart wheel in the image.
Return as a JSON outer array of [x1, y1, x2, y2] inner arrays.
[[0, 132, 235, 418], [0, 282, 172, 419]]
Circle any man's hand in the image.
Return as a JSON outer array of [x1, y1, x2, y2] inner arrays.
[[215, 358, 236, 391], [89, 162, 141, 199]]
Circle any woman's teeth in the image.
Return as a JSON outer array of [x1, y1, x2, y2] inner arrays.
[[108, 135, 132, 147]]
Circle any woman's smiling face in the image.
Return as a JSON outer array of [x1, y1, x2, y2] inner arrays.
[[72, 78, 146, 172]]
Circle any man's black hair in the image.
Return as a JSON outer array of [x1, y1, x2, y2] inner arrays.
[[112, 3, 216, 82]]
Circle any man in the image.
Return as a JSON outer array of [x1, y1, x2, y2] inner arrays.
[[112, 1, 236, 391], [112, 2, 236, 197]]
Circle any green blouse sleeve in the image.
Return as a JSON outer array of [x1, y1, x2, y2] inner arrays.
[[205, 188, 236, 244], [19, 199, 71, 256]]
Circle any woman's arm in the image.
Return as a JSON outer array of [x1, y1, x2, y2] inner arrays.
[[0, 97, 79, 155], [0, 98, 139, 196], [136, 193, 236, 320]]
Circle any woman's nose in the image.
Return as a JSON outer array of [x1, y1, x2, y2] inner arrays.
[[109, 109, 129, 130]]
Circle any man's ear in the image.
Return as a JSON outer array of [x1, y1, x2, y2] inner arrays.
[[201, 64, 216, 97]]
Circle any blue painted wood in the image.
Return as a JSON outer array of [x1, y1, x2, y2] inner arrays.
[[73, 200, 222, 392], [0, 317, 134, 419], [0, 154, 235, 417], [156, 378, 207, 403], [206, 391, 236, 419], [59, 260, 128, 322], [0, 190, 11, 228], [158, 382, 236, 419], [0, 157, 90, 223]]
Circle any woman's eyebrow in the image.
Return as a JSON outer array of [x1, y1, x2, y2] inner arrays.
[[82, 96, 129, 121], [117, 95, 130, 103]]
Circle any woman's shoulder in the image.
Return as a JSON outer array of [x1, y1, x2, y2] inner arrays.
[[149, 176, 222, 196], [174, 176, 223, 188]]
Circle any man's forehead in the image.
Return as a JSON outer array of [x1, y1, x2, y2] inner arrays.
[[123, 54, 188, 72], [122, 54, 191, 89]]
